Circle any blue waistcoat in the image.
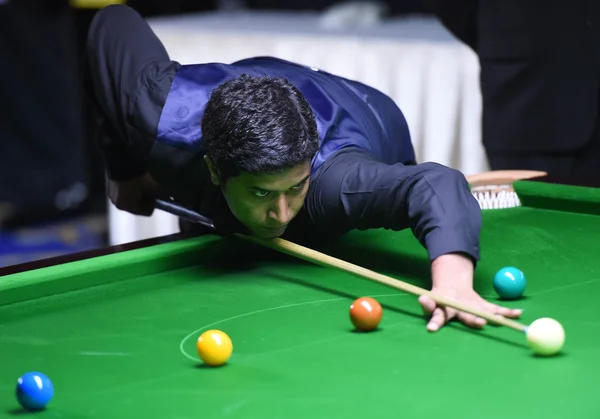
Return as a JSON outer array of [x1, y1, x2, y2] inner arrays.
[[155, 56, 415, 174]]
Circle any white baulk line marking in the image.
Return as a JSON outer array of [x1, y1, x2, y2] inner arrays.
[[179, 293, 409, 362], [526, 278, 600, 296], [77, 351, 132, 356]]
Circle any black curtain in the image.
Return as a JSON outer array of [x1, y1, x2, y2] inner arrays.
[[0, 0, 97, 228]]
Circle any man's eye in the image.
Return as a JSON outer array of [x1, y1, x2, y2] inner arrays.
[[291, 182, 305, 191], [254, 190, 269, 197]]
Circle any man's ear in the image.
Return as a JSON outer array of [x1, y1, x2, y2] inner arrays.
[[204, 155, 220, 186]]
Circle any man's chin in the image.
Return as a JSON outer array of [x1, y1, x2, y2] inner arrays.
[[252, 227, 287, 239]]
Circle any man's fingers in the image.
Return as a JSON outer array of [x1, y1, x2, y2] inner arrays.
[[457, 311, 486, 329], [490, 303, 523, 318], [138, 196, 158, 216], [114, 197, 154, 216], [426, 307, 448, 332], [418, 296, 445, 332], [480, 303, 522, 326], [418, 295, 436, 314], [455, 302, 521, 329], [419, 295, 458, 332]]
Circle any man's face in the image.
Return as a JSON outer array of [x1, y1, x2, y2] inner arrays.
[[207, 159, 311, 239]]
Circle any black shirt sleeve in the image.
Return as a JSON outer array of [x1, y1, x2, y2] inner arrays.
[[94, 118, 147, 182], [305, 149, 482, 262], [84, 4, 179, 182]]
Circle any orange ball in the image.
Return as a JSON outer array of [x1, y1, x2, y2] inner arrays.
[[196, 329, 233, 366], [349, 297, 382, 331]]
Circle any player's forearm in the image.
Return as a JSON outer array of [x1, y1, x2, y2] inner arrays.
[[405, 163, 481, 262], [346, 161, 481, 262], [430, 252, 475, 288], [311, 156, 481, 262]]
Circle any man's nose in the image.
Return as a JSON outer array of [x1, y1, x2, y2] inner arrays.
[[268, 194, 291, 225]]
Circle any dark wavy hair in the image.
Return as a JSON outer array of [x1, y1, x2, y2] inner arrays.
[[201, 74, 320, 182]]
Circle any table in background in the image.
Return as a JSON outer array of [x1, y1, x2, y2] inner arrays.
[[109, 11, 484, 245]]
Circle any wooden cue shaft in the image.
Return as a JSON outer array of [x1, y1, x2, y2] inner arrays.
[[237, 233, 528, 332], [158, 169, 540, 333]]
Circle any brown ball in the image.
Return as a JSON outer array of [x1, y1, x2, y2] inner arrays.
[[349, 297, 382, 331]]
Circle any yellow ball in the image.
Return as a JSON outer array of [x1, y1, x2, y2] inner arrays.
[[526, 317, 565, 356], [196, 329, 233, 366]]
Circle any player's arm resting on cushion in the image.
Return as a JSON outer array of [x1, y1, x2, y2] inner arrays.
[[309, 150, 522, 331]]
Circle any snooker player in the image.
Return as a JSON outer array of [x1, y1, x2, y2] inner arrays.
[[84, 4, 522, 332]]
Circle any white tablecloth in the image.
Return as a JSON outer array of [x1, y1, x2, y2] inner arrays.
[[108, 11, 486, 245]]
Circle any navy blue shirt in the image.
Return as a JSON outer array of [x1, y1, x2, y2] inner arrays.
[[154, 57, 415, 175], [86, 4, 482, 262]]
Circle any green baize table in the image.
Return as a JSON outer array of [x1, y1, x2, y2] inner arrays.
[[1, 178, 599, 418]]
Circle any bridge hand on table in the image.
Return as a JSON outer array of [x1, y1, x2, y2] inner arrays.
[[418, 253, 523, 332]]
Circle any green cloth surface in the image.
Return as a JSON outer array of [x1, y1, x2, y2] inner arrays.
[[1, 180, 599, 418]]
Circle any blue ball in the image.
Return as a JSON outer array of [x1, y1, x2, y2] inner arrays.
[[493, 267, 526, 299], [16, 372, 54, 411]]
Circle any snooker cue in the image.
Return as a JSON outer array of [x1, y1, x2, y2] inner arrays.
[[154, 198, 528, 333]]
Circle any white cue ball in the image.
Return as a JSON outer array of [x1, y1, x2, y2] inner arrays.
[[526, 317, 565, 356]]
